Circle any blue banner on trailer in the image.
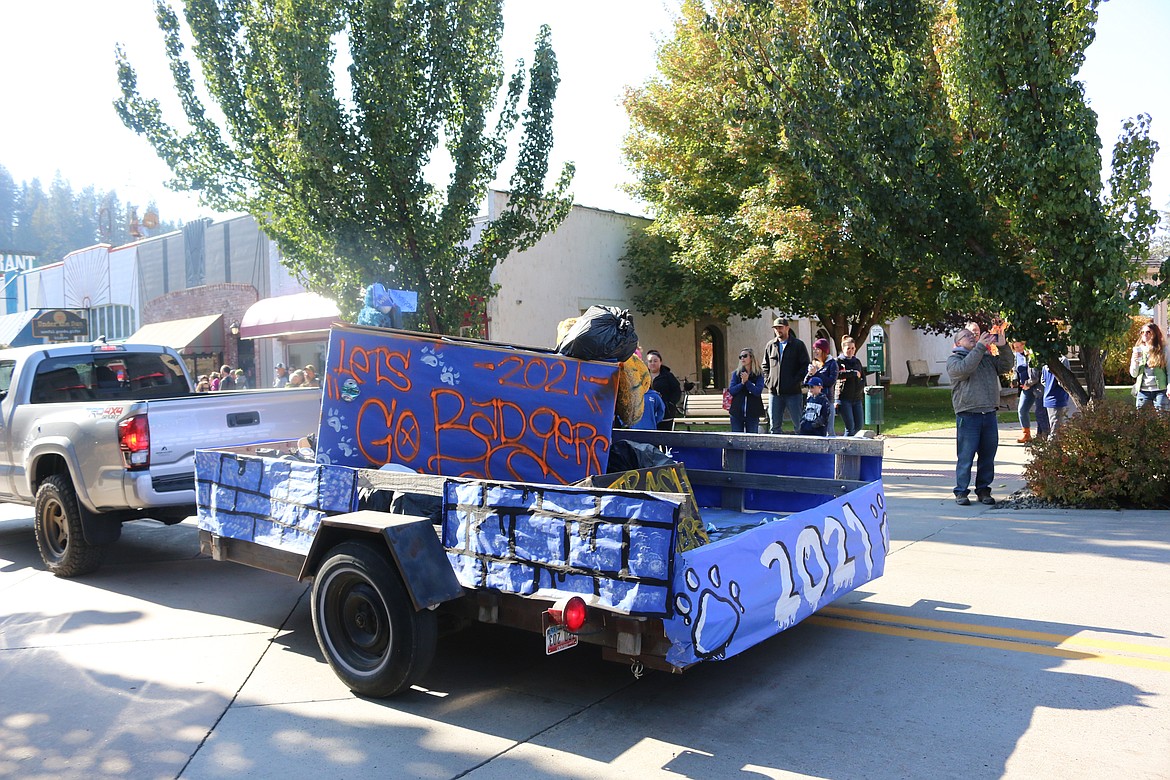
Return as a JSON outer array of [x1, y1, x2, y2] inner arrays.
[[316, 325, 621, 484], [661, 480, 888, 666]]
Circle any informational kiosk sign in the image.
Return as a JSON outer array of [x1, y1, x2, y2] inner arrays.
[[866, 324, 886, 374], [316, 325, 620, 484]]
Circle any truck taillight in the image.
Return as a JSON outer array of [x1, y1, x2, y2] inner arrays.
[[118, 415, 150, 469], [548, 596, 588, 632]]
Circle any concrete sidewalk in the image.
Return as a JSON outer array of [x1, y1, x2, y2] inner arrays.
[[1, 422, 1167, 779]]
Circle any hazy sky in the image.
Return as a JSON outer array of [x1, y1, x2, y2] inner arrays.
[[1, 0, 1166, 226]]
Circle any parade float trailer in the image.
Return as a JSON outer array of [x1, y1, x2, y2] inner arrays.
[[195, 324, 887, 697]]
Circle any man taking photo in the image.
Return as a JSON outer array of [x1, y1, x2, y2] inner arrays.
[[947, 326, 1011, 505]]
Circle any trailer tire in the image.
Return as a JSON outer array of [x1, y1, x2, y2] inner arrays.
[[311, 540, 437, 698], [34, 474, 104, 577]]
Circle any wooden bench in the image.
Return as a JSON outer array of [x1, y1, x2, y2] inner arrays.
[[672, 391, 768, 431], [906, 359, 941, 387]]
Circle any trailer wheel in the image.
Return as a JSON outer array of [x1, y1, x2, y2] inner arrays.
[[34, 474, 104, 577], [311, 540, 437, 698]]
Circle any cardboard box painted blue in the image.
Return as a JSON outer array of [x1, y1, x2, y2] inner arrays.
[[316, 326, 620, 484]]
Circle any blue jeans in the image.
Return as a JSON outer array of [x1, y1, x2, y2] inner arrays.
[[955, 411, 999, 497], [1136, 390, 1169, 411], [769, 393, 804, 434], [730, 413, 760, 433], [838, 399, 863, 436], [1017, 387, 1049, 435]]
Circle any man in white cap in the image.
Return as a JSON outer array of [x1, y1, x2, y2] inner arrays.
[[273, 362, 289, 388]]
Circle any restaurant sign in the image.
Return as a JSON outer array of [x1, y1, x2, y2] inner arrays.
[[32, 309, 89, 340]]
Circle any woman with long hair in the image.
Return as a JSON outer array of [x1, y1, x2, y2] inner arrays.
[[728, 348, 766, 433], [1130, 321, 1170, 411]]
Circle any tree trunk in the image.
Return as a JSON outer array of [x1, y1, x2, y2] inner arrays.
[[1080, 345, 1107, 405], [1047, 358, 1088, 410]]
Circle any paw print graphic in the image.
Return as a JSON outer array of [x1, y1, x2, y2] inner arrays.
[[440, 364, 460, 386], [325, 407, 350, 433], [673, 564, 744, 660], [336, 437, 356, 457]]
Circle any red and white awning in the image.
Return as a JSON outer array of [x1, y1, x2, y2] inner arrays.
[[238, 292, 342, 339]]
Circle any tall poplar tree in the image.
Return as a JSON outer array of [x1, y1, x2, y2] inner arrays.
[[635, 0, 1157, 404], [115, 0, 574, 333], [623, 0, 957, 347]]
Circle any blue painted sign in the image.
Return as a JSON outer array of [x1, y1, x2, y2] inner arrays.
[[662, 480, 888, 666], [316, 325, 620, 484]]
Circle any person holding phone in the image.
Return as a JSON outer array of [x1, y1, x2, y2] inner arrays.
[[947, 326, 1013, 506], [1130, 322, 1170, 411], [728, 348, 766, 433], [836, 337, 867, 436]]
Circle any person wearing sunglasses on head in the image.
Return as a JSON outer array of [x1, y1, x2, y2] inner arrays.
[[1130, 322, 1170, 412], [728, 349, 766, 433]]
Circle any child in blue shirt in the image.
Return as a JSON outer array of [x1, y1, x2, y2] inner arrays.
[[799, 377, 831, 436]]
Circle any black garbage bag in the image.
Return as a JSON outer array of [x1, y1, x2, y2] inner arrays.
[[606, 439, 676, 473], [555, 305, 639, 362]]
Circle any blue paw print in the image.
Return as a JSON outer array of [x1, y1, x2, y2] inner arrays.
[[674, 564, 744, 660]]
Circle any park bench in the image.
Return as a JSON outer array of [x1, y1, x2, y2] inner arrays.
[[672, 391, 768, 431], [906, 359, 941, 387]]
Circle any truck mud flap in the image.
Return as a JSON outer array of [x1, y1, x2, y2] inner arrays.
[[79, 506, 122, 546], [302, 511, 464, 611]]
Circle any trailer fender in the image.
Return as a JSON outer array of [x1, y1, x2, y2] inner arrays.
[[300, 511, 464, 611]]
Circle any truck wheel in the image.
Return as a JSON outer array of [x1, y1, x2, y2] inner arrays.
[[311, 540, 437, 698], [34, 474, 104, 577]]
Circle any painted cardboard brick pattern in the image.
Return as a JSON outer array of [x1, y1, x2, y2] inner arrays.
[[442, 480, 678, 616], [196, 450, 358, 555]]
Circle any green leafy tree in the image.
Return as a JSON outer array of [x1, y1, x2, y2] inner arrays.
[[622, 0, 957, 348], [0, 166, 15, 248], [701, 0, 1157, 405], [13, 179, 47, 256], [115, 0, 574, 333], [938, 0, 1159, 403]]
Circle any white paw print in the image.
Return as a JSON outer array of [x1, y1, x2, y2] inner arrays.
[[325, 408, 349, 433]]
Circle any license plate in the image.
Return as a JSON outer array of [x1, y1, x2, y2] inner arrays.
[[545, 622, 578, 655]]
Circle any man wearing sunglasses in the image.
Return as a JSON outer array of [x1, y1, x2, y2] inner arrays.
[[763, 318, 810, 434]]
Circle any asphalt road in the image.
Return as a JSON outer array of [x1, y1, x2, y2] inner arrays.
[[1, 427, 1168, 779]]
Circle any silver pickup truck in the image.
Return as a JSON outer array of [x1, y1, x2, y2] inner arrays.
[[0, 339, 322, 576]]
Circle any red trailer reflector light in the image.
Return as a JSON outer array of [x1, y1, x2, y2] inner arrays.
[[548, 595, 587, 632]]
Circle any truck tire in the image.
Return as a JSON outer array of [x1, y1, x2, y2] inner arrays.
[[311, 540, 437, 698], [34, 474, 105, 577]]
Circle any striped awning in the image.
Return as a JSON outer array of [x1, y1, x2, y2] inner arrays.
[[128, 313, 224, 356]]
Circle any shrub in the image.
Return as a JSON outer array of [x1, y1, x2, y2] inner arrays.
[[1024, 399, 1170, 509]]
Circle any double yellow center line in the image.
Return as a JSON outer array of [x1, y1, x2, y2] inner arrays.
[[811, 606, 1170, 672]]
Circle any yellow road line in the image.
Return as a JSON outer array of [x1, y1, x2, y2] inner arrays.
[[820, 606, 1170, 658], [809, 614, 1170, 672]]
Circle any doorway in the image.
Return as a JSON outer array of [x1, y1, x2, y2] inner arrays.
[[698, 325, 727, 390]]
